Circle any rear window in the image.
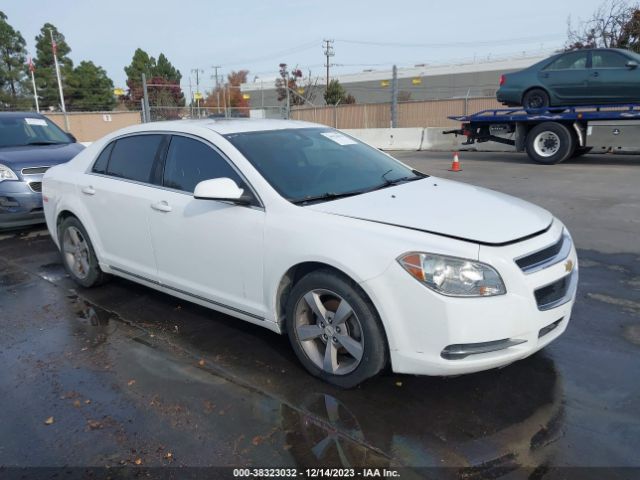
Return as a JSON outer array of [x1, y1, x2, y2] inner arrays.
[[106, 135, 164, 184], [91, 142, 114, 174], [544, 51, 588, 70]]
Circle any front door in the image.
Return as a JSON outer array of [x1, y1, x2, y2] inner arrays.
[[589, 50, 640, 102], [147, 135, 266, 319]]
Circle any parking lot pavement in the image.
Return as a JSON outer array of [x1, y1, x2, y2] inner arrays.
[[1, 151, 639, 474]]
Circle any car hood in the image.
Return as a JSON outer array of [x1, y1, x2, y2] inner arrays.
[[0, 143, 84, 172], [307, 178, 553, 245]]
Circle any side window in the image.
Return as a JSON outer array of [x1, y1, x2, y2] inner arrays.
[[91, 142, 114, 174], [544, 52, 588, 70], [592, 51, 628, 68], [107, 135, 164, 184], [163, 136, 245, 193]]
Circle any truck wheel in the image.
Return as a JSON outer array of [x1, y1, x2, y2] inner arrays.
[[526, 122, 575, 164], [522, 89, 550, 110]]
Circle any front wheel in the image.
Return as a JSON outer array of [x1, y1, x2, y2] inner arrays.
[[285, 270, 388, 388], [525, 122, 576, 164]]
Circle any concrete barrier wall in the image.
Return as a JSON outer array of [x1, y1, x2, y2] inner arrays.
[[342, 128, 514, 152]]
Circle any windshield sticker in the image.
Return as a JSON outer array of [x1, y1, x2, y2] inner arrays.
[[25, 118, 48, 126], [321, 132, 357, 145]]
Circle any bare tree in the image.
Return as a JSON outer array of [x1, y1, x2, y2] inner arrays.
[[566, 0, 640, 52]]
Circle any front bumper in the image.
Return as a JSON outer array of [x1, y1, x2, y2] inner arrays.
[[362, 220, 578, 376], [0, 179, 45, 229]]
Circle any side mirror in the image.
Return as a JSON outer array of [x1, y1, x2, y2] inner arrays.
[[193, 177, 251, 204], [67, 132, 77, 142], [626, 60, 638, 69]]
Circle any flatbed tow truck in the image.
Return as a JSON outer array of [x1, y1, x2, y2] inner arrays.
[[443, 104, 640, 164]]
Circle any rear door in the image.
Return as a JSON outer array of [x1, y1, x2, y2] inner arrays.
[[589, 50, 639, 101], [539, 51, 591, 103], [147, 134, 266, 319], [83, 134, 168, 280]]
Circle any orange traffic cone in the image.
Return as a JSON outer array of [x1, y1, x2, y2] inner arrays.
[[449, 152, 462, 172]]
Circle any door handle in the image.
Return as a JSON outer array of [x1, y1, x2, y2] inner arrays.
[[592, 71, 600, 77], [81, 186, 95, 196], [151, 201, 172, 213]]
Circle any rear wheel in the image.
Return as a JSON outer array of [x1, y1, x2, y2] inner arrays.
[[526, 122, 576, 164], [285, 269, 387, 388], [58, 216, 109, 288], [522, 88, 550, 110]]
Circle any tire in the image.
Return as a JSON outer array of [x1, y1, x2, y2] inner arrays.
[[571, 146, 593, 158], [58, 216, 109, 288], [285, 269, 387, 388], [522, 88, 550, 110], [525, 122, 576, 165]]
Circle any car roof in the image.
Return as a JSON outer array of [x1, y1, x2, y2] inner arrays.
[[0, 111, 47, 119], [122, 118, 325, 136]]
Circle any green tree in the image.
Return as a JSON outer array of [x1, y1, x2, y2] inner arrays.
[[154, 53, 181, 83], [0, 11, 28, 105], [67, 61, 115, 111], [33, 23, 73, 110], [124, 48, 184, 114], [323, 79, 355, 105]]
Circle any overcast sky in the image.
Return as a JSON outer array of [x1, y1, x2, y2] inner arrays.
[[3, 0, 605, 96]]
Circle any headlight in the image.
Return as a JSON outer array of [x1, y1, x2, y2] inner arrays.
[[398, 252, 506, 297], [0, 164, 18, 182]]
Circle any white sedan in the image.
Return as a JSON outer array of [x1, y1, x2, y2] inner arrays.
[[43, 119, 578, 387]]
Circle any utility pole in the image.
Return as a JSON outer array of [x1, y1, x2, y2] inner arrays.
[[323, 39, 335, 95], [49, 28, 69, 131], [191, 68, 203, 118], [391, 64, 398, 128], [28, 57, 39, 113], [212, 65, 221, 113], [141, 73, 151, 122]]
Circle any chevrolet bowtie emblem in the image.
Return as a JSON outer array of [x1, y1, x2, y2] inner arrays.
[[565, 259, 574, 273]]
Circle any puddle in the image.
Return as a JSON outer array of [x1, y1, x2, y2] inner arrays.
[[37, 262, 68, 283], [0, 270, 32, 288], [68, 295, 119, 347], [623, 325, 640, 346]]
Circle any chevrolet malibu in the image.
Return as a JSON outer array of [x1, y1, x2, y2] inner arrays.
[[42, 119, 578, 387]]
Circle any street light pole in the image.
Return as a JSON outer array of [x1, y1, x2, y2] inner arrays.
[[49, 29, 69, 131]]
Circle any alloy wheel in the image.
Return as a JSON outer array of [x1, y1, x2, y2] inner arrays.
[[294, 289, 364, 375], [62, 226, 91, 280]]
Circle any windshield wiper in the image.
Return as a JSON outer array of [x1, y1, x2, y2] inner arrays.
[[291, 190, 366, 205], [372, 169, 428, 191], [25, 141, 67, 146]]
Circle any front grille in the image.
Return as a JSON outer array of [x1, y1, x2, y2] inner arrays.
[[516, 234, 566, 272], [535, 275, 571, 310], [28, 182, 42, 193], [22, 166, 50, 175]]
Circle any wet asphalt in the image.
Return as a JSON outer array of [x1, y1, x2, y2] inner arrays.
[[0, 151, 639, 476]]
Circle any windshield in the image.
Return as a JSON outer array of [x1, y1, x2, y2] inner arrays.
[[225, 128, 424, 203], [0, 116, 72, 148]]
